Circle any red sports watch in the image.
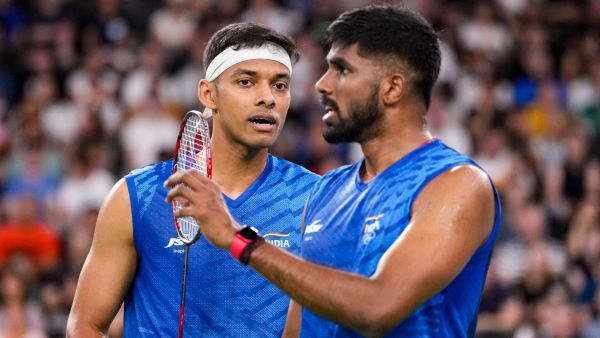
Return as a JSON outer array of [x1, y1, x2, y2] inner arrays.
[[230, 226, 264, 265]]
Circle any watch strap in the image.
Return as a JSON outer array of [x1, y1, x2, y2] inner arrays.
[[230, 233, 251, 261], [239, 237, 265, 265], [230, 227, 263, 264]]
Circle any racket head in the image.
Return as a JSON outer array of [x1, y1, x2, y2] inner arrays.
[[172, 110, 212, 245]]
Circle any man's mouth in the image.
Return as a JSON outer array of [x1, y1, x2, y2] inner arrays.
[[249, 116, 276, 125], [248, 114, 277, 132], [319, 95, 340, 123]]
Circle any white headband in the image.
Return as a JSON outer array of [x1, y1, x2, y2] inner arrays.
[[202, 43, 292, 118]]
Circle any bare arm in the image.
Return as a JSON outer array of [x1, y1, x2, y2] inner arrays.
[[165, 165, 495, 337], [282, 300, 301, 338], [108, 304, 124, 338], [66, 179, 138, 337]]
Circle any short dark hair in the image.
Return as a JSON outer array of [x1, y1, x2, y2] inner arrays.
[[324, 5, 441, 108], [204, 22, 299, 72]]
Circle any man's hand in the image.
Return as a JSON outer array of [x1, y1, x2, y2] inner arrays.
[[164, 169, 241, 250]]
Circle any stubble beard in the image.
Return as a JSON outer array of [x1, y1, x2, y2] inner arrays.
[[323, 86, 383, 144]]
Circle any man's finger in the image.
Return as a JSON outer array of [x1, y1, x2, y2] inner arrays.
[[164, 169, 209, 189], [165, 184, 196, 203], [173, 205, 198, 219]]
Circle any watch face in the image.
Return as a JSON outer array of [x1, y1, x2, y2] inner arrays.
[[239, 226, 259, 240]]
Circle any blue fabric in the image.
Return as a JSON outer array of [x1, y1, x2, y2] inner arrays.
[[300, 140, 501, 337], [123, 154, 318, 337]]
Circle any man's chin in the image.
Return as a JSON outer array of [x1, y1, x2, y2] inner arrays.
[[247, 138, 276, 149], [323, 129, 350, 144]]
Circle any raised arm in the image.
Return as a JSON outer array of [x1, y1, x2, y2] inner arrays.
[[66, 179, 138, 337], [165, 165, 495, 337]]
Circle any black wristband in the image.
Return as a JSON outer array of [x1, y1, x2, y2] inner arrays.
[[239, 237, 265, 265]]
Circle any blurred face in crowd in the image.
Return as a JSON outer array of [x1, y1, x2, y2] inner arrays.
[[315, 44, 383, 144], [6, 195, 38, 225], [1, 270, 26, 301], [208, 59, 291, 149], [515, 203, 547, 243]]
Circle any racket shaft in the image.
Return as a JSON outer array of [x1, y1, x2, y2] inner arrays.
[[178, 245, 190, 338]]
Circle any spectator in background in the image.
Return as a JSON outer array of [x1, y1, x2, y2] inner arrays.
[[457, 2, 512, 61], [494, 202, 567, 290], [0, 268, 46, 338], [65, 48, 122, 136], [54, 142, 114, 226], [579, 59, 600, 147], [39, 281, 68, 338], [582, 290, 600, 338], [149, 0, 199, 51], [3, 138, 62, 213], [0, 194, 61, 273], [240, 0, 303, 37], [472, 127, 514, 190], [545, 128, 599, 235], [119, 92, 180, 169], [477, 266, 526, 337]]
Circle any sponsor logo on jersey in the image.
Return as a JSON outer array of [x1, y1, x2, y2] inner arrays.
[[165, 237, 184, 248], [303, 219, 324, 242], [362, 214, 384, 245], [264, 232, 291, 248], [304, 219, 324, 234], [164, 237, 185, 253]]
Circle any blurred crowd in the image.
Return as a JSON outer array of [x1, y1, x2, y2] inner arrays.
[[0, 0, 598, 337]]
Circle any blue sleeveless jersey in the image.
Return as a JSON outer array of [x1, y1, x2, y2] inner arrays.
[[300, 140, 500, 337], [123, 154, 318, 337]]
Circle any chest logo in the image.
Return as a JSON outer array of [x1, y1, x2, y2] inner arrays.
[[164, 237, 185, 254], [304, 219, 324, 234], [264, 232, 291, 248], [164, 237, 184, 248], [362, 214, 384, 245]]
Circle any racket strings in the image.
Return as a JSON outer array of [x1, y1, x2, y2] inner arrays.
[[180, 115, 209, 174], [175, 113, 210, 243]]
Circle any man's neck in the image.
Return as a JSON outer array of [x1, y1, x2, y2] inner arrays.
[[359, 124, 433, 183], [210, 137, 269, 200]]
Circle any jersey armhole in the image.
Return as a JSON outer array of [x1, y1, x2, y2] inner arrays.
[[124, 176, 140, 248]]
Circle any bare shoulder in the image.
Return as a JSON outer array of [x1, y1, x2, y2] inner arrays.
[[412, 164, 495, 245], [93, 178, 134, 247], [439, 164, 492, 195], [416, 164, 494, 207], [435, 163, 490, 187], [103, 178, 131, 211]]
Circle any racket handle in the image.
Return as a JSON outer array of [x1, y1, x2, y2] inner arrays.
[[178, 305, 185, 338]]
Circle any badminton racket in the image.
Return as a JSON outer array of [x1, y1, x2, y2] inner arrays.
[[172, 110, 212, 338]]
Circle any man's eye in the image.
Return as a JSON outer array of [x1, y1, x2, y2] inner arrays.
[[274, 82, 289, 90], [238, 79, 252, 86]]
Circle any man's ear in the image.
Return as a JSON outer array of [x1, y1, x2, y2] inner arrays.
[[380, 73, 405, 106], [198, 79, 218, 110]]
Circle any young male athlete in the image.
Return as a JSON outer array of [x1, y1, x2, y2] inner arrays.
[[165, 5, 500, 337], [66, 23, 318, 337]]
